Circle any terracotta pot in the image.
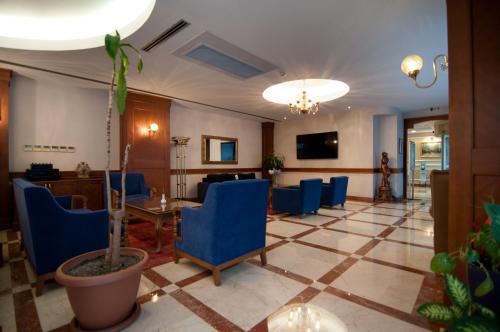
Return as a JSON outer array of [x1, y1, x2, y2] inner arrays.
[[55, 247, 149, 330]]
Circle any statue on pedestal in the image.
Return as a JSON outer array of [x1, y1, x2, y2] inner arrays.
[[376, 152, 394, 202]]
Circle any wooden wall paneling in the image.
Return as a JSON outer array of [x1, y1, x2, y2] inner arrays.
[[261, 122, 274, 179], [0, 69, 12, 230], [121, 92, 171, 197], [447, 0, 500, 251]]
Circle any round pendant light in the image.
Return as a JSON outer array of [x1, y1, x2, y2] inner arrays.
[[0, 0, 156, 51]]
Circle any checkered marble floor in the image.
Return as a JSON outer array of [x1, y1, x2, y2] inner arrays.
[[0, 200, 443, 332]]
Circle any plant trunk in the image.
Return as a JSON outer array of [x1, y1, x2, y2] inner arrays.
[[105, 71, 116, 264]]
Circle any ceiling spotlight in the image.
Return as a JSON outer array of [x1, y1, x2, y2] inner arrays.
[[347, 106, 351, 110], [401, 54, 448, 89]]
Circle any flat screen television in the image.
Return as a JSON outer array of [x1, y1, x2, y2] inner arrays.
[[296, 131, 338, 159]]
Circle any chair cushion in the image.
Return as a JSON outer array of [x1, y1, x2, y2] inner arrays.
[[205, 173, 236, 183], [237, 173, 255, 180]]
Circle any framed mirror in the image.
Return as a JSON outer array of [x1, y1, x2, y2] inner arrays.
[[201, 135, 238, 164]]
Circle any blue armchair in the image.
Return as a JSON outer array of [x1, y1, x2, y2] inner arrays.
[[104, 172, 151, 208], [174, 179, 269, 286], [272, 179, 323, 216], [321, 176, 349, 207], [13, 178, 108, 296]]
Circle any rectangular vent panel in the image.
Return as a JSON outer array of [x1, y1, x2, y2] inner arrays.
[[173, 32, 278, 80], [142, 19, 190, 52], [185, 45, 263, 79]]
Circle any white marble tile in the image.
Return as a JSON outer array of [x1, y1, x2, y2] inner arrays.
[[124, 294, 216, 332], [266, 220, 313, 238], [333, 203, 366, 212], [345, 200, 374, 206], [161, 284, 180, 294], [410, 211, 433, 221], [183, 262, 306, 331], [283, 214, 334, 226], [0, 294, 16, 332], [266, 235, 282, 247], [387, 228, 434, 247], [152, 259, 206, 283], [0, 231, 7, 242], [310, 281, 328, 291], [365, 241, 434, 272], [34, 285, 73, 332], [267, 242, 346, 280], [331, 260, 424, 313], [137, 275, 159, 297], [299, 229, 372, 253], [0, 264, 11, 292], [309, 292, 428, 332], [363, 207, 409, 217], [349, 212, 400, 225], [318, 208, 350, 218], [400, 218, 434, 232], [327, 220, 387, 237], [375, 203, 415, 211]]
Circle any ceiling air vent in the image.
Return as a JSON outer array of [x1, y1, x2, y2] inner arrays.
[[173, 32, 278, 79], [142, 19, 190, 52]]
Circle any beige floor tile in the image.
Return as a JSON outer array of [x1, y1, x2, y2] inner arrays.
[[333, 203, 367, 212], [331, 260, 424, 313], [137, 275, 159, 297], [0, 294, 16, 332], [0, 264, 11, 292], [386, 228, 434, 247], [183, 262, 306, 331], [299, 229, 372, 253], [410, 211, 433, 221], [400, 218, 434, 232], [152, 259, 206, 283], [326, 219, 387, 236], [283, 214, 334, 226], [34, 285, 73, 332], [348, 212, 400, 225], [318, 208, 350, 218], [365, 240, 434, 272], [266, 220, 313, 238], [363, 207, 409, 217], [309, 292, 428, 332], [267, 242, 346, 280]]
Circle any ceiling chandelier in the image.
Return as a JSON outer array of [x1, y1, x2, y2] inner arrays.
[[263, 79, 350, 115]]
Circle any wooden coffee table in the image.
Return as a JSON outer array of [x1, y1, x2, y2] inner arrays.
[[125, 197, 201, 253]]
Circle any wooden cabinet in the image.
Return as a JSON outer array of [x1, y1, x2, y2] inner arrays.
[[33, 178, 104, 210]]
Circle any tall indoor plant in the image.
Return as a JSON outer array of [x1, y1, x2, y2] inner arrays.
[[55, 31, 149, 331]]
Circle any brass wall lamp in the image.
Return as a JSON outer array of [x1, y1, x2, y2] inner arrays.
[[148, 123, 159, 136], [401, 54, 448, 88]]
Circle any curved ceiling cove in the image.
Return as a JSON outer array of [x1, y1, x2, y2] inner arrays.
[[0, 0, 156, 50]]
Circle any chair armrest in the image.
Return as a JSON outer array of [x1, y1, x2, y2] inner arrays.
[[176, 206, 205, 243], [55, 195, 72, 210], [71, 195, 88, 209]]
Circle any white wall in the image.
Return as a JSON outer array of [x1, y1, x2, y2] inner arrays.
[[169, 102, 262, 198], [9, 74, 120, 172], [275, 107, 402, 199]]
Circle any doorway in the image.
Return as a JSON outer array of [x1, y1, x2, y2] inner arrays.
[[403, 115, 449, 200]]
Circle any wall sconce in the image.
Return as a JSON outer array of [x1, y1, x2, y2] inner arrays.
[[401, 54, 448, 88], [148, 123, 159, 136]]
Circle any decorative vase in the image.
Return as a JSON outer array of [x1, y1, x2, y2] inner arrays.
[[55, 248, 148, 330], [271, 174, 278, 187], [468, 264, 500, 316], [160, 193, 167, 205]]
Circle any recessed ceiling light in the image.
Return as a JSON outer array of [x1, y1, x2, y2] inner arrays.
[[0, 0, 156, 50], [347, 106, 351, 110]]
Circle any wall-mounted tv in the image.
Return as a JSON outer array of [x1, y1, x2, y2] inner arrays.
[[296, 131, 338, 159]]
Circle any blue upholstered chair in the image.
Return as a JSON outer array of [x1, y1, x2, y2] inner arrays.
[[321, 176, 349, 207], [13, 178, 109, 296], [104, 172, 151, 208], [174, 179, 269, 286], [272, 179, 323, 216]]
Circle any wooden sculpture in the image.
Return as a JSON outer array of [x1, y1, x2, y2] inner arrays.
[[376, 152, 393, 202]]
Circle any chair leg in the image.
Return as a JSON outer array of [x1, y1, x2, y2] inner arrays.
[[212, 268, 221, 286], [260, 249, 267, 266], [314, 210, 318, 214], [173, 249, 179, 264]]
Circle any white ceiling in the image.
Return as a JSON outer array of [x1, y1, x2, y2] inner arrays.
[[0, 0, 448, 121]]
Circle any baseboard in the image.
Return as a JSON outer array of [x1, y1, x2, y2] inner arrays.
[[346, 195, 374, 203]]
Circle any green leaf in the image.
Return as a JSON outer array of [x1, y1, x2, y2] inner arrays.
[[105, 33, 120, 60], [137, 57, 143, 72], [484, 203, 500, 242], [466, 248, 479, 264], [445, 273, 471, 309], [431, 252, 457, 274], [120, 49, 130, 74], [474, 303, 496, 320], [417, 303, 454, 322], [116, 62, 127, 114], [474, 276, 494, 297], [450, 305, 464, 319], [447, 315, 498, 332]]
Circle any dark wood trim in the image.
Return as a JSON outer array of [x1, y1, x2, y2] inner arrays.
[[170, 167, 261, 175], [403, 114, 448, 199], [9, 170, 119, 180], [282, 167, 403, 174], [346, 195, 375, 203], [0, 60, 278, 122], [261, 122, 274, 180], [0, 68, 12, 230]]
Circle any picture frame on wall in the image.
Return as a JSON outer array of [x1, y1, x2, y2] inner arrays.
[[421, 141, 442, 157]]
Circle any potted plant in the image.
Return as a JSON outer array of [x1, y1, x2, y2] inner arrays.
[[55, 31, 149, 331], [263, 153, 284, 187], [418, 202, 500, 330]]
